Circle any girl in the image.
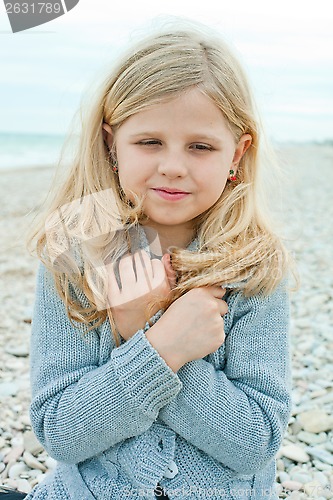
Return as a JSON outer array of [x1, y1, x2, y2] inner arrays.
[[18, 19, 294, 500]]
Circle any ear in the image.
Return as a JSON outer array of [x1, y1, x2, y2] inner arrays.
[[102, 122, 113, 148], [232, 133, 252, 172]]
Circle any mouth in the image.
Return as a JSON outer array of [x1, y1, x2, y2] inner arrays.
[[152, 187, 190, 194], [152, 187, 190, 201]]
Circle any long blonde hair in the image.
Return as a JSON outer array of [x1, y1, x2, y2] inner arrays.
[[27, 20, 297, 345]]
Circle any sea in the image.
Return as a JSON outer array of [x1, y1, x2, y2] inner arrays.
[[0, 132, 66, 171]]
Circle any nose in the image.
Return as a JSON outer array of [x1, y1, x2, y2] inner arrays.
[[157, 150, 188, 178]]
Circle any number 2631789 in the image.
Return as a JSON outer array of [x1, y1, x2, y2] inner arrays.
[[5, 3, 62, 14]]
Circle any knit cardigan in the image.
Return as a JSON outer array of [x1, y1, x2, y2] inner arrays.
[[25, 228, 292, 499]]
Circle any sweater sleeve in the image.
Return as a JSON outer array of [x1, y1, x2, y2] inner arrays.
[[29, 263, 182, 464], [158, 279, 292, 475]]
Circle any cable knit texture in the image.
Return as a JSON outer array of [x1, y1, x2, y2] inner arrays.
[[25, 227, 292, 499]]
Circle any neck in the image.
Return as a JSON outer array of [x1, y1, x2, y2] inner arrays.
[[142, 223, 195, 256]]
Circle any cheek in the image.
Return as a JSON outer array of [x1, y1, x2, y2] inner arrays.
[[198, 168, 228, 195], [118, 169, 145, 202], [211, 179, 228, 202]]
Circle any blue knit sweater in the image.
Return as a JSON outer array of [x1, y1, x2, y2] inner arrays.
[[26, 229, 291, 499]]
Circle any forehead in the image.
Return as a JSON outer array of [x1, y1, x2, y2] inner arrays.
[[117, 88, 232, 137]]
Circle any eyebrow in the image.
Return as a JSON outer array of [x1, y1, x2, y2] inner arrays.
[[129, 132, 160, 138]]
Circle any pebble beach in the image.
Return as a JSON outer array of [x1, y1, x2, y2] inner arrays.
[[0, 143, 332, 498]]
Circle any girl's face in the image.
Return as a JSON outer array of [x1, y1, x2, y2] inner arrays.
[[104, 88, 251, 247]]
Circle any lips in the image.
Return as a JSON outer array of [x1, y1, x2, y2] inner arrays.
[[152, 187, 190, 194], [152, 187, 190, 201]]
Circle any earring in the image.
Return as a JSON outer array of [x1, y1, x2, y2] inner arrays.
[[229, 169, 237, 181], [111, 158, 118, 173]]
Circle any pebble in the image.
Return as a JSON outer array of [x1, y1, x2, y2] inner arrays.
[[325, 442, 333, 453], [16, 478, 32, 493], [36, 473, 47, 484], [277, 458, 285, 471], [297, 431, 328, 445], [27, 469, 44, 479], [290, 472, 312, 484], [282, 480, 303, 491], [313, 471, 329, 487], [4, 345, 29, 357], [8, 462, 28, 479], [286, 491, 302, 499], [280, 444, 310, 463], [44, 456, 57, 470], [298, 410, 333, 433], [303, 480, 325, 497], [23, 451, 47, 471], [313, 460, 332, 472], [23, 431, 44, 456], [4, 445, 24, 464], [0, 382, 18, 397], [305, 447, 333, 465], [279, 471, 290, 482]]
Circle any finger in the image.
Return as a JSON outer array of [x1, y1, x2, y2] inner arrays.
[[151, 258, 170, 291], [161, 253, 177, 289], [105, 262, 121, 308], [206, 285, 227, 299], [218, 299, 229, 316], [134, 250, 154, 292], [106, 262, 120, 292], [118, 253, 137, 284]]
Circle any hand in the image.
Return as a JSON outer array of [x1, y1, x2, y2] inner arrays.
[[106, 250, 176, 340], [146, 286, 228, 372]]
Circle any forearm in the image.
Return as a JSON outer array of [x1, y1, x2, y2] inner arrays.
[[30, 329, 182, 464], [158, 357, 291, 474]]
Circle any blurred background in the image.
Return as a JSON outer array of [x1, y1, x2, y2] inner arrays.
[[0, 0, 332, 169]]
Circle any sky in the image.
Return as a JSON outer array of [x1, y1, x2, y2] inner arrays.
[[0, 0, 333, 143]]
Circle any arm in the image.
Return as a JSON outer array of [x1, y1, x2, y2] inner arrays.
[[29, 263, 182, 464], [158, 280, 292, 474]]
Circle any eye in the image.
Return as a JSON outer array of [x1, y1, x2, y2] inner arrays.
[[191, 143, 214, 151], [137, 140, 162, 146]]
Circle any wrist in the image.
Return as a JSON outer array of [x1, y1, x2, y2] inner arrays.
[[145, 324, 184, 373]]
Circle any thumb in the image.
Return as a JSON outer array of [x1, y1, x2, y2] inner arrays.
[[162, 253, 177, 289]]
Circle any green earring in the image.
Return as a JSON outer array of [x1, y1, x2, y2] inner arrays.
[[229, 169, 237, 181]]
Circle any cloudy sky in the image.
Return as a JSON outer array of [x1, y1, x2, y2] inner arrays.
[[0, 0, 332, 142]]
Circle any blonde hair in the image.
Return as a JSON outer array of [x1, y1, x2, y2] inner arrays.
[[26, 19, 297, 345]]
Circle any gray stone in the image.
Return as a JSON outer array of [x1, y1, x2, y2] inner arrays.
[[290, 472, 312, 484], [305, 447, 333, 465], [23, 431, 44, 456], [8, 461, 28, 479], [0, 382, 18, 397], [313, 471, 329, 487], [297, 431, 328, 445], [5, 344, 29, 357], [280, 444, 310, 463], [312, 460, 332, 471]]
